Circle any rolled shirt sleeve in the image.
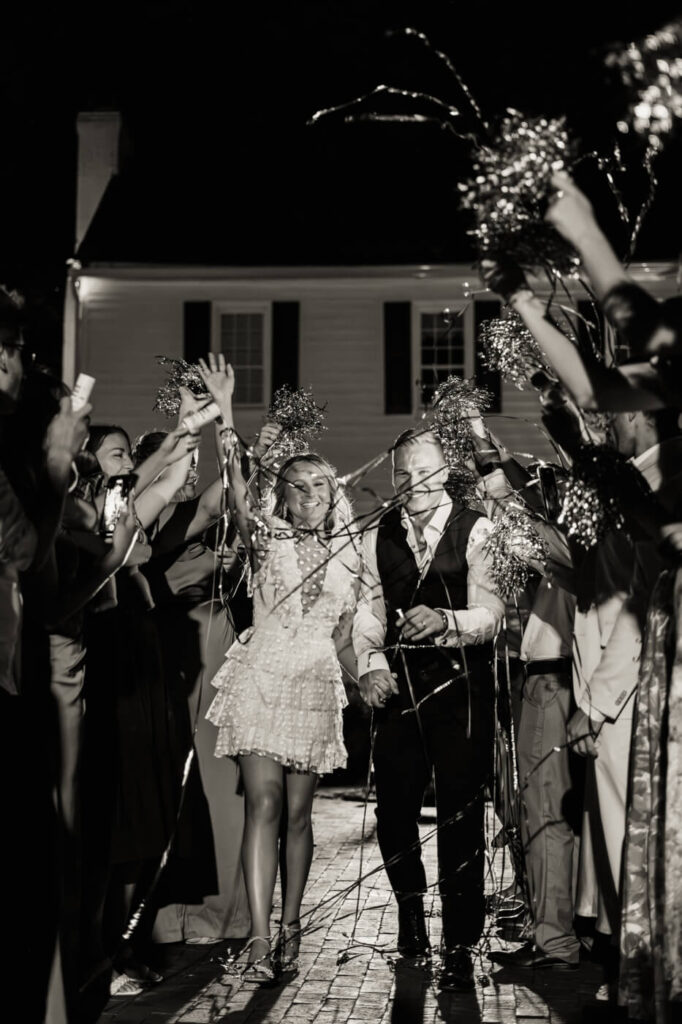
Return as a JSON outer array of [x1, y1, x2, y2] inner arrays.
[[434, 517, 504, 647], [352, 525, 391, 677]]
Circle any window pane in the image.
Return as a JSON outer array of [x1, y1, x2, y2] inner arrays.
[[419, 310, 467, 406], [220, 312, 265, 404]]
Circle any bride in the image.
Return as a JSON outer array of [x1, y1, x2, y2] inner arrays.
[[200, 353, 361, 982]]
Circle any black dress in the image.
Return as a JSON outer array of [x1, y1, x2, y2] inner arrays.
[[143, 501, 250, 941], [84, 564, 180, 875]]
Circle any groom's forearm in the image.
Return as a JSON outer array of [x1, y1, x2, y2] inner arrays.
[[434, 604, 503, 647]]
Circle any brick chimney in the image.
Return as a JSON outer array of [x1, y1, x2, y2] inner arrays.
[[75, 111, 121, 251]]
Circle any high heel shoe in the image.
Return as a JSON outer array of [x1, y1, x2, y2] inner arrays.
[[277, 920, 301, 976], [218, 936, 276, 985]]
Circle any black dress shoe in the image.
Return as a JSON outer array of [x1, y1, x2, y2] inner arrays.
[[439, 947, 475, 991], [397, 899, 430, 957], [489, 943, 578, 970]]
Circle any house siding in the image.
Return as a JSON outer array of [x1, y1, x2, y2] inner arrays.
[[72, 266, 675, 506]]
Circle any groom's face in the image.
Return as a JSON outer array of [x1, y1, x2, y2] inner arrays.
[[393, 438, 449, 517]]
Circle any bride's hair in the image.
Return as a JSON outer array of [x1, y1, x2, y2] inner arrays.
[[271, 452, 355, 536]]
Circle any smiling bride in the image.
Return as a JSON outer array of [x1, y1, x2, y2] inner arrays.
[[199, 353, 361, 984]]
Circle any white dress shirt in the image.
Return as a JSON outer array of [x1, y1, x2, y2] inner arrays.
[[353, 495, 504, 677]]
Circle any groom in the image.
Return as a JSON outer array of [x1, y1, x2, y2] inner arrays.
[[353, 428, 503, 991]]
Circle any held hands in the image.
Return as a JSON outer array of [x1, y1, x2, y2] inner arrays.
[[198, 353, 235, 413], [544, 171, 597, 246], [358, 669, 399, 708], [398, 605, 447, 642], [566, 708, 603, 758]]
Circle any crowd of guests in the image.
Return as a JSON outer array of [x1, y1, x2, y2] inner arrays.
[[1, 167, 681, 1024]]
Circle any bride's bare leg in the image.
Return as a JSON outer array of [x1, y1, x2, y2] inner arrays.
[[281, 771, 317, 930], [239, 754, 284, 962]]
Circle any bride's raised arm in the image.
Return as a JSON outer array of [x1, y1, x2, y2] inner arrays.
[[198, 354, 267, 572]]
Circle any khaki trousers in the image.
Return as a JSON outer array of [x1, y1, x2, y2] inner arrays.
[[518, 671, 580, 962]]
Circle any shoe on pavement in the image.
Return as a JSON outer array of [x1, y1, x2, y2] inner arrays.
[[489, 942, 578, 970], [439, 947, 475, 991], [397, 898, 431, 958]]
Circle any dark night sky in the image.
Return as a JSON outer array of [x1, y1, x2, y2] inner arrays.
[[2, 1, 682, 354]]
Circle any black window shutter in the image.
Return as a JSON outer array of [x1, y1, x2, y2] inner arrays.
[[183, 301, 211, 363], [384, 301, 412, 415], [271, 302, 299, 396], [474, 299, 502, 413]]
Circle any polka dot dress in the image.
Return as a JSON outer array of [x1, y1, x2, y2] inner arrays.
[[206, 515, 360, 775]]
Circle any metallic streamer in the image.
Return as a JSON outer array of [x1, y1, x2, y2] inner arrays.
[[458, 109, 580, 274], [479, 310, 552, 389], [153, 356, 208, 417], [267, 384, 327, 458], [484, 507, 549, 597]]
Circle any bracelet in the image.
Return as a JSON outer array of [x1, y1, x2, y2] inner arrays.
[[219, 426, 239, 454], [436, 609, 449, 637]]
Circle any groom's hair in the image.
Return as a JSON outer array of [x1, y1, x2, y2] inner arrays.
[[391, 428, 443, 459]]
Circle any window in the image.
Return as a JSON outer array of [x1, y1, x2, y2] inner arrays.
[[413, 304, 474, 409], [212, 303, 271, 406]]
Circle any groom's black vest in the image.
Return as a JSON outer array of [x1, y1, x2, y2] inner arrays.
[[375, 504, 494, 711]]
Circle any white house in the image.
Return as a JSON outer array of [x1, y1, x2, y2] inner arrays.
[[63, 113, 680, 506]]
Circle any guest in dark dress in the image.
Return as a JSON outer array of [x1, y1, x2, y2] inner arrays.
[[79, 422, 211, 997], [133, 425, 278, 944]]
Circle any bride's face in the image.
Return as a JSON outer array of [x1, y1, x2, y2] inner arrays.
[[284, 462, 333, 530]]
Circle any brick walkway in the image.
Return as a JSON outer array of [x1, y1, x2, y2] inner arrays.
[[100, 790, 606, 1024]]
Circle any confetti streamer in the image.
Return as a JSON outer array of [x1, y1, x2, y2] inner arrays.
[[479, 310, 552, 389], [267, 385, 327, 458], [458, 109, 579, 274], [430, 374, 492, 465], [605, 18, 682, 145], [558, 445, 629, 548], [153, 356, 208, 417], [428, 375, 492, 502], [484, 507, 549, 597], [309, 83, 459, 128]]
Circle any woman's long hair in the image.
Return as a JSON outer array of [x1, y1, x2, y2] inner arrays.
[[75, 424, 131, 500], [271, 452, 355, 537], [131, 430, 167, 467]]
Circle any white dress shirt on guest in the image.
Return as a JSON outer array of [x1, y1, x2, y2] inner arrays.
[[353, 495, 504, 677]]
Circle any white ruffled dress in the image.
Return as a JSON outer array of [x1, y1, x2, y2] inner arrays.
[[206, 516, 359, 775]]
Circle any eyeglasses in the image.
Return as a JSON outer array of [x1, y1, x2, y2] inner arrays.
[[5, 336, 36, 365]]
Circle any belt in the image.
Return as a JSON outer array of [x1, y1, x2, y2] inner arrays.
[[524, 657, 572, 677]]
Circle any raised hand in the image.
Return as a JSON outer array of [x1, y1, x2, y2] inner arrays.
[[44, 396, 92, 463], [544, 171, 597, 246], [158, 424, 201, 466], [177, 385, 212, 423], [198, 353, 235, 412], [479, 257, 529, 303], [253, 421, 283, 460]]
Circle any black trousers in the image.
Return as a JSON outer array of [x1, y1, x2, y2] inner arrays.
[[372, 672, 494, 948]]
